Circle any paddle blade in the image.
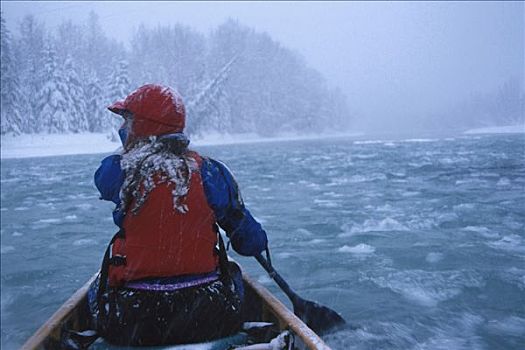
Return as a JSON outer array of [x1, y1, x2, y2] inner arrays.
[[293, 299, 347, 335]]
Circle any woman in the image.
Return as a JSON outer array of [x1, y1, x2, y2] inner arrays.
[[89, 84, 268, 346]]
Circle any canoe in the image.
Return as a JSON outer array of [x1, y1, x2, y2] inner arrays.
[[21, 262, 331, 350]]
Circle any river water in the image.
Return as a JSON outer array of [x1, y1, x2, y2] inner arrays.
[[1, 134, 524, 349]]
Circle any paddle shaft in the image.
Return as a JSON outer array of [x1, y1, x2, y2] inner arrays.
[[254, 254, 299, 305]]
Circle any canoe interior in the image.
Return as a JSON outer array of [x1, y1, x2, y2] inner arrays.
[[22, 268, 330, 350]]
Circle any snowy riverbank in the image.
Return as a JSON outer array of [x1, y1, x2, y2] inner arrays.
[[2, 125, 523, 160], [1, 133, 122, 159], [0, 131, 362, 159], [463, 124, 525, 135]]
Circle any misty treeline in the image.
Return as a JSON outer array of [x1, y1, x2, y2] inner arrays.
[[444, 78, 524, 129], [0, 12, 350, 137], [409, 77, 525, 132]]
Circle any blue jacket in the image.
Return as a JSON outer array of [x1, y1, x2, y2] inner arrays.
[[94, 154, 268, 257]]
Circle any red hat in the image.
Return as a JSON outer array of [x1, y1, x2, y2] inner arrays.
[[107, 84, 185, 138]]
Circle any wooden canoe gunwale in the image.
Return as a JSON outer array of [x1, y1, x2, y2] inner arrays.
[[21, 272, 99, 350], [240, 269, 331, 350], [21, 266, 331, 350]]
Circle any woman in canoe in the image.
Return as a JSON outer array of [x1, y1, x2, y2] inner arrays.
[[88, 84, 268, 346]]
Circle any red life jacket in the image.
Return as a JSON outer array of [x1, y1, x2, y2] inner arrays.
[[108, 152, 218, 287]]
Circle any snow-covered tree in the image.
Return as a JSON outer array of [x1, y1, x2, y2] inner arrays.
[[494, 78, 524, 125], [207, 20, 255, 134], [185, 55, 238, 136], [206, 20, 350, 136], [84, 11, 113, 79], [107, 59, 131, 102], [3, 11, 352, 137], [105, 59, 131, 131], [56, 20, 84, 64], [1, 13, 23, 134], [37, 43, 70, 133], [326, 87, 351, 131], [63, 55, 88, 132], [129, 23, 207, 95], [85, 71, 106, 132], [129, 24, 155, 84], [18, 15, 45, 132], [440, 77, 525, 130]]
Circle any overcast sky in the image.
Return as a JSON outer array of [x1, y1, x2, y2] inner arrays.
[[2, 1, 524, 131]]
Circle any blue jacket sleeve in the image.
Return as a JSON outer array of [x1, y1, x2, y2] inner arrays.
[[201, 158, 268, 257], [94, 154, 124, 205]]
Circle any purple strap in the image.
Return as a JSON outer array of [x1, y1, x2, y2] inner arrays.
[[125, 275, 219, 291]]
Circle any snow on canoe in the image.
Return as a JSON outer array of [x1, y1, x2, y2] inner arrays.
[[21, 263, 331, 350]]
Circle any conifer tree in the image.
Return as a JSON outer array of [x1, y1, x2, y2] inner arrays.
[[18, 15, 45, 132], [1, 14, 23, 134], [37, 43, 70, 133], [64, 55, 88, 132], [85, 11, 112, 79], [105, 59, 131, 131], [85, 71, 105, 132], [3, 11, 352, 137]]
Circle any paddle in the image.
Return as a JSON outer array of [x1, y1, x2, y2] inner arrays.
[[254, 253, 346, 335]]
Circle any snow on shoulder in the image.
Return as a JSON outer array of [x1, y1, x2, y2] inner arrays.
[[463, 124, 525, 135]]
